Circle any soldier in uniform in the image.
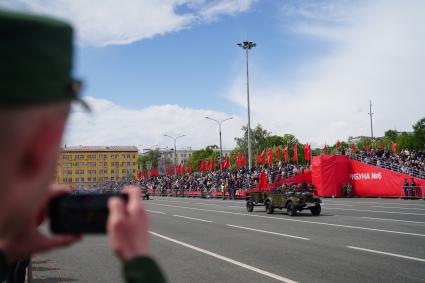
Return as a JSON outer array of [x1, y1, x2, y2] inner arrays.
[[410, 178, 417, 200], [403, 179, 409, 199], [0, 10, 166, 283]]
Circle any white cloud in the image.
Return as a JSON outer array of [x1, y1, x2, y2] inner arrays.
[[0, 0, 253, 46], [227, 0, 425, 147], [64, 96, 243, 150]]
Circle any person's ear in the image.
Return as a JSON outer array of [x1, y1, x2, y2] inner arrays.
[[19, 120, 66, 180]]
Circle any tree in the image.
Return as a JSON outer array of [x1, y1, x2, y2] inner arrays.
[[234, 124, 271, 154], [412, 117, 425, 149], [384, 130, 398, 142], [187, 146, 219, 170], [137, 149, 162, 171]]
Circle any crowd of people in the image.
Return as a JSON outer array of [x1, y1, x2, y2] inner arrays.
[[82, 162, 310, 197], [352, 148, 425, 179]]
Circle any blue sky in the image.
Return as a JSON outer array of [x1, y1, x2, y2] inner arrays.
[[2, 0, 424, 149], [74, 1, 327, 115]]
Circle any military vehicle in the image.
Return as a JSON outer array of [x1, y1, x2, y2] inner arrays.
[[246, 190, 321, 216]]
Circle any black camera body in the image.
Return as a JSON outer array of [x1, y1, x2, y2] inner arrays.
[[48, 193, 128, 234]]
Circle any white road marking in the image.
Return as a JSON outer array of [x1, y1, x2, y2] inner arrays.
[[150, 231, 298, 283], [149, 203, 425, 237], [172, 214, 213, 223], [347, 246, 425, 263], [146, 210, 165, 214], [226, 224, 310, 241], [324, 207, 425, 216], [227, 205, 244, 208], [370, 206, 425, 211], [360, 217, 425, 225]]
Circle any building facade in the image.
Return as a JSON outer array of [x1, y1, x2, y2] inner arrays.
[[55, 146, 138, 187]]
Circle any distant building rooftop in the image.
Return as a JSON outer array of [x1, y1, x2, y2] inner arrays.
[[61, 146, 139, 152]]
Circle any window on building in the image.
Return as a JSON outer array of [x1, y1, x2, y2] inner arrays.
[[111, 169, 115, 174]]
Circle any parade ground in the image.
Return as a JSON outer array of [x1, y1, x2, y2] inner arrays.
[[33, 197, 425, 283]]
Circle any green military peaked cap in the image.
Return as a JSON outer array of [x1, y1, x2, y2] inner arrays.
[[0, 10, 84, 107]]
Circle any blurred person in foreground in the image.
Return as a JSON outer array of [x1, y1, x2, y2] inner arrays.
[[0, 10, 166, 283]]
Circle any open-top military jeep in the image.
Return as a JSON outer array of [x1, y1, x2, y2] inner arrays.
[[246, 190, 321, 216]]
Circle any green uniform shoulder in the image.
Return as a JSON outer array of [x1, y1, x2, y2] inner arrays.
[[124, 256, 166, 283], [0, 251, 8, 282]]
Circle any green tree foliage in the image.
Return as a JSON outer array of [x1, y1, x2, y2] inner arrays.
[[234, 124, 271, 153], [384, 130, 398, 142], [412, 117, 425, 149], [137, 149, 162, 170], [187, 145, 220, 170]]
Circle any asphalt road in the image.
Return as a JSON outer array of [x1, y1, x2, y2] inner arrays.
[[33, 197, 425, 283]]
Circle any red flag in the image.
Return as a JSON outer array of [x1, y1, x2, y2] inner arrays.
[[201, 160, 206, 171], [267, 149, 273, 164], [241, 153, 246, 167], [276, 147, 281, 160], [351, 143, 357, 152], [378, 143, 383, 149], [260, 151, 266, 165], [206, 160, 211, 171], [392, 143, 397, 154], [211, 159, 215, 171], [255, 154, 259, 166], [364, 144, 370, 153], [224, 157, 230, 169], [257, 170, 269, 192], [292, 144, 298, 162], [235, 154, 240, 167], [137, 171, 142, 179], [303, 144, 311, 161], [284, 146, 289, 161], [336, 141, 342, 148], [324, 144, 328, 154]]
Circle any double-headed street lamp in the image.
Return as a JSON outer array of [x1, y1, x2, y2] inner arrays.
[[237, 40, 256, 170], [164, 134, 185, 174], [205, 116, 233, 170]]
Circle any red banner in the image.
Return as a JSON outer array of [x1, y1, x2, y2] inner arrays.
[[276, 147, 281, 160], [292, 144, 298, 162], [349, 160, 425, 197], [267, 149, 273, 164], [284, 146, 289, 161], [312, 155, 349, 197]]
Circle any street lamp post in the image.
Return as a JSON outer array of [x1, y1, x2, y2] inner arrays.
[[164, 134, 185, 174], [205, 116, 234, 170], [368, 100, 374, 148], [237, 40, 256, 170]]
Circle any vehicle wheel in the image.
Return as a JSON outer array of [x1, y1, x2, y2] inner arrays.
[[246, 201, 254, 212], [265, 201, 274, 214], [310, 204, 321, 216], [287, 202, 297, 216]]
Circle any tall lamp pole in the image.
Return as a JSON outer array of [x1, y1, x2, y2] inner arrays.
[[237, 40, 256, 170], [368, 100, 374, 148], [205, 116, 234, 170], [164, 134, 185, 174]]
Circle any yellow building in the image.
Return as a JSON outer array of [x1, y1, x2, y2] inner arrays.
[[55, 146, 139, 187]]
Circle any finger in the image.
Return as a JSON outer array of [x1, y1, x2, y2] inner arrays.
[[108, 197, 126, 221], [124, 186, 142, 213]]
